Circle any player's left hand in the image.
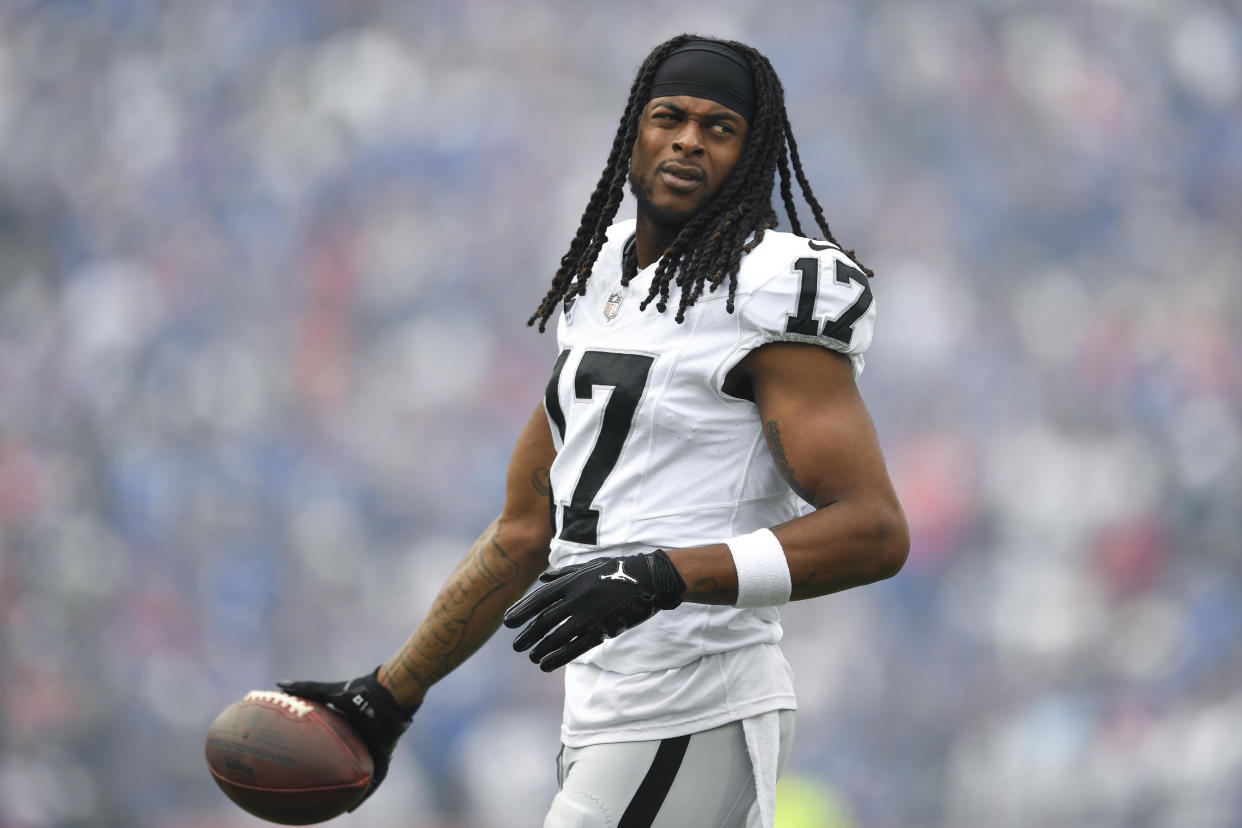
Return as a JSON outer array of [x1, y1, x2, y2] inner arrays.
[[503, 550, 686, 671]]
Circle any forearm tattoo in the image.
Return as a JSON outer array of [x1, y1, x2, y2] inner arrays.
[[382, 518, 520, 695], [764, 420, 814, 502], [791, 566, 823, 596], [686, 576, 732, 603]]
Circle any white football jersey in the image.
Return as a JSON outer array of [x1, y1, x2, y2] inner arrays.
[[541, 218, 874, 744], [543, 219, 876, 743]]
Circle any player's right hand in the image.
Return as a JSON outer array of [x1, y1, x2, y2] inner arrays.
[[277, 668, 418, 809], [503, 550, 687, 671]]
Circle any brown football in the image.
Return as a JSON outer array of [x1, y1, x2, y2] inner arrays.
[[205, 690, 374, 825]]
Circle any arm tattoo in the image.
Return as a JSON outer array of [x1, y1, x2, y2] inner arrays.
[[792, 567, 822, 594], [381, 518, 520, 695], [531, 467, 551, 497], [685, 576, 731, 603], [764, 420, 814, 503]]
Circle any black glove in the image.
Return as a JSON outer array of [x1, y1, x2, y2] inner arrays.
[[276, 668, 417, 809], [503, 550, 686, 672]]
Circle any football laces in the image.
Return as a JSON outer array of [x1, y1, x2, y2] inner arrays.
[[244, 690, 315, 718]]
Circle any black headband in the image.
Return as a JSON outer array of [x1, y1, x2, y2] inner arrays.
[[648, 40, 755, 122]]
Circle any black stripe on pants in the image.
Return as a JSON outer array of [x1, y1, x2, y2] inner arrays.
[[617, 734, 692, 827]]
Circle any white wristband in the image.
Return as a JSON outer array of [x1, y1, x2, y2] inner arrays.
[[726, 528, 792, 608]]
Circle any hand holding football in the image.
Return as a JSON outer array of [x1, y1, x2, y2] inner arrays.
[[205, 690, 374, 825]]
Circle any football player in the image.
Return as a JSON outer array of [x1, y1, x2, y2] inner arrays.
[[280, 35, 908, 828]]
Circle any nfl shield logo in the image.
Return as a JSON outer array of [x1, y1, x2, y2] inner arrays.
[[604, 290, 624, 321]]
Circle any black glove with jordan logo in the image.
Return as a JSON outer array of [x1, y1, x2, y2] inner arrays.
[[276, 668, 418, 809], [503, 550, 687, 672]]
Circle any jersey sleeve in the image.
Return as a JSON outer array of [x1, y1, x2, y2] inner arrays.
[[732, 244, 876, 377]]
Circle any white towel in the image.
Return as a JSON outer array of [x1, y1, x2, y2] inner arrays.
[[742, 710, 782, 828]]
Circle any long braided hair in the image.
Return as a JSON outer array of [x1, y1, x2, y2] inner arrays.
[[528, 34, 872, 331]]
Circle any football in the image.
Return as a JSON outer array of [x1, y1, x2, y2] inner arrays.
[[205, 690, 374, 825]]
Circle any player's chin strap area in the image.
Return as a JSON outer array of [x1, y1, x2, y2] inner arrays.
[[503, 550, 687, 672], [276, 668, 418, 809]]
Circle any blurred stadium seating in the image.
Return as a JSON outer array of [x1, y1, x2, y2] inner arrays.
[[1, 1, 1239, 825]]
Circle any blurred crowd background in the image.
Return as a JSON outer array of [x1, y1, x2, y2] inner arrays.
[[1, 0, 1240, 826]]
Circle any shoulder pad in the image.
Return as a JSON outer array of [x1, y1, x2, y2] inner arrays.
[[737, 236, 876, 357]]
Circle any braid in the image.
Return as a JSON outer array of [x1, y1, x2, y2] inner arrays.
[[776, 148, 802, 237], [780, 109, 875, 279], [529, 35, 872, 331]]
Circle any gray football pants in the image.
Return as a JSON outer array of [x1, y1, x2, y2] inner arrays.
[[544, 711, 796, 828]]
